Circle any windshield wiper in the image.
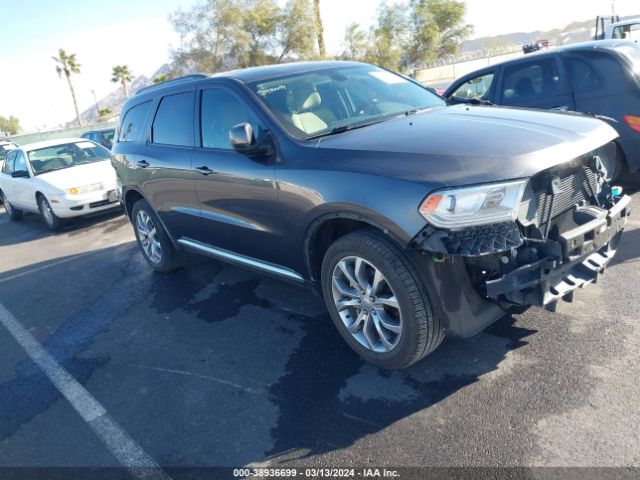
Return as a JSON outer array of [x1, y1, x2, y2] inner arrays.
[[466, 98, 494, 106]]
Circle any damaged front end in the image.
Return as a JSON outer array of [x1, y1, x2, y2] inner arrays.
[[413, 144, 631, 327]]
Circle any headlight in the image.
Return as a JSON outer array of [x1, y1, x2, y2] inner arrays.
[[419, 180, 527, 229], [67, 183, 104, 195]]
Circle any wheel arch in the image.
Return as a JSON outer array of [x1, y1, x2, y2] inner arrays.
[[303, 208, 412, 284]]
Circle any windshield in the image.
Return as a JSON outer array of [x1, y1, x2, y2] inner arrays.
[[0, 143, 18, 160], [248, 65, 445, 139], [27, 141, 112, 175]]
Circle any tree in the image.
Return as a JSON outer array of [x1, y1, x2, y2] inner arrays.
[[112, 65, 134, 99], [153, 74, 169, 84], [313, 0, 326, 58], [98, 108, 112, 119], [277, 0, 317, 62], [365, 3, 410, 70], [0, 116, 20, 136], [170, 0, 246, 72], [341, 22, 368, 60], [52, 49, 82, 127], [407, 0, 472, 65], [235, 0, 280, 67]]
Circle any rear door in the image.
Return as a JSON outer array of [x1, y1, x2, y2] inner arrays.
[[135, 89, 203, 239], [496, 54, 575, 111]]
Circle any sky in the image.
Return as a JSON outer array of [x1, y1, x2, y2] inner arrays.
[[1, 0, 639, 131]]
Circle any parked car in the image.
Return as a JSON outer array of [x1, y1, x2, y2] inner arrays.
[[444, 40, 640, 179], [0, 140, 19, 203], [0, 138, 119, 229], [112, 62, 630, 369], [605, 18, 640, 41], [81, 128, 116, 149]]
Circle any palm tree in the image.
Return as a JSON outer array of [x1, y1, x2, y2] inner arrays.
[[313, 0, 326, 58], [111, 65, 133, 98], [52, 49, 82, 126]]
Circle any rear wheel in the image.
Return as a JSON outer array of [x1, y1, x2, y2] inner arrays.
[[1, 191, 23, 220], [38, 195, 60, 230], [321, 229, 444, 370], [131, 199, 183, 272]]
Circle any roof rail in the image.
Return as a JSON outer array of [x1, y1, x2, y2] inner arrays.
[[135, 74, 210, 96]]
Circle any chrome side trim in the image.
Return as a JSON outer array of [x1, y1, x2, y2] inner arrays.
[[177, 238, 305, 282]]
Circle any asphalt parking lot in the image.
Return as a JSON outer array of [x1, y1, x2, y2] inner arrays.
[[1, 178, 639, 478]]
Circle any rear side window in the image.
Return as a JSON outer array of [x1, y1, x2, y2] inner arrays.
[[118, 101, 151, 143], [501, 58, 564, 104], [565, 52, 634, 94], [151, 92, 194, 147]]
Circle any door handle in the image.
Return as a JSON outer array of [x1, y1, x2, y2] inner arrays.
[[136, 160, 150, 168], [195, 166, 214, 175]]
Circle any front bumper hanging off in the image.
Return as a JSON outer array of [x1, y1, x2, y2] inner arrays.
[[414, 194, 631, 312], [486, 194, 631, 307]]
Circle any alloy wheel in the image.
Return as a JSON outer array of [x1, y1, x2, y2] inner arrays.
[[136, 210, 162, 264], [331, 256, 403, 353]]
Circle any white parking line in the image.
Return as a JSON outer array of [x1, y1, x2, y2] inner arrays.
[[0, 301, 171, 480], [0, 252, 92, 284]]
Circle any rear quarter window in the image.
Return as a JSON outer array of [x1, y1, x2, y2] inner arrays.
[[565, 51, 636, 94], [151, 92, 194, 147], [118, 101, 152, 143]]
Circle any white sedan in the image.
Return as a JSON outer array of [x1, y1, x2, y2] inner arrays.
[[0, 138, 120, 229]]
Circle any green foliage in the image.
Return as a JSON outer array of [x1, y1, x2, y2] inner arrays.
[[98, 108, 112, 118], [153, 74, 169, 84], [0, 116, 20, 136], [112, 65, 133, 98], [365, 3, 410, 70], [426, 0, 473, 57], [52, 49, 83, 126], [277, 0, 317, 62], [169, 0, 317, 72], [341, 23, 369, 61]]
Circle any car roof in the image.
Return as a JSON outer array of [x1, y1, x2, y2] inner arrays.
[[18, 137, 90, 152], [611, 18, 640, 27], [130, 60, 369, 101]]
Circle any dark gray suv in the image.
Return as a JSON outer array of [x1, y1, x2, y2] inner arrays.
[[112, 61, 631, 369]]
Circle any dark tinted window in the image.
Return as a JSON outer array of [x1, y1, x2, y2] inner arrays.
[[565, 51, 634, 94], [501, 58, 564, 104], [152, 92, 194, 146], [118, 101, 151, 142], [564, 57, 603, 92], [201, 89, 261, 150], [2, 151, 16, 174]]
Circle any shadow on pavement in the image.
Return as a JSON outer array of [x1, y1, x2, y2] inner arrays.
[[0, 242, 536, 465]]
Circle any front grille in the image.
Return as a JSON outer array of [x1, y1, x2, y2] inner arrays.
[[532, 163, 599, 226]]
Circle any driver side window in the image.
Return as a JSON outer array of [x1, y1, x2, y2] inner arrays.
[[200, 89, 261, 150], [13, 151, 28, 175], [451, 72, 495, 101]]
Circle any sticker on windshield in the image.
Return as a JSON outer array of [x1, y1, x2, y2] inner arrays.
[[77, 141, 97, 149], [369, 71, 408, 84]]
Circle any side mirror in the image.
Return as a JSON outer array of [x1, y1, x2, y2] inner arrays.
[[229, 123, 273, 157], [11, 170, 29, 178]]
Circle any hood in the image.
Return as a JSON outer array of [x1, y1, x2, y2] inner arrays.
[[37, 160, 117, 191], [316, 105, 619, 187]]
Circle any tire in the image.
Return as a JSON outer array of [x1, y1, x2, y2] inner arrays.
[[38, 195, 61, 230], [131, 198, 183, 272], [321, 229, 444, 370], [1, 191, 23, 220]]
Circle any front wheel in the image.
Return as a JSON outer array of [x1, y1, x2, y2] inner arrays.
[[1, 191, 23, 220], [321, 229, 444, 370], [38, 195, 60, 229]]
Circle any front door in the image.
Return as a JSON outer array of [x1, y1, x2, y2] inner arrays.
[[189, 86, 285, 266]]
